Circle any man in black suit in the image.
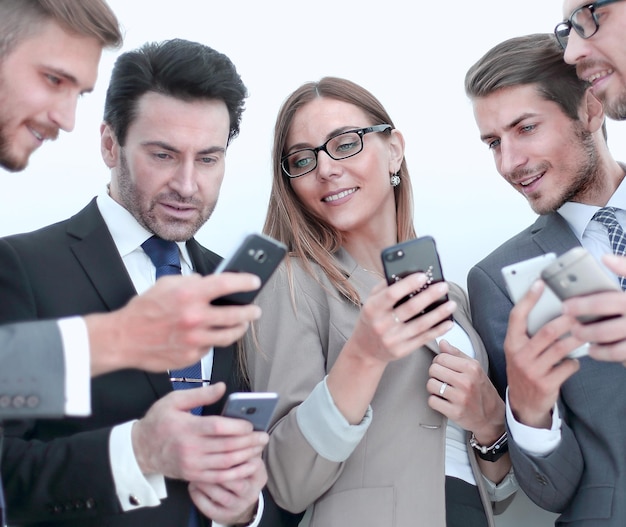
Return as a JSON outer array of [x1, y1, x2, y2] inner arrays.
[[0, 0, 262, 420], [0, 39, 296, 527]]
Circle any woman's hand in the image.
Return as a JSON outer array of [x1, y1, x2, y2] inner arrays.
[[351, 273, 456, 366]]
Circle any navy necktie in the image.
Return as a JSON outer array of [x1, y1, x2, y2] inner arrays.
[[141, 236, 203, 527], [592, 207, 626, 290], [141, 236, 203, 415]]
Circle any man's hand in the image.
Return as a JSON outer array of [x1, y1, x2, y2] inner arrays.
[[131, 383, 269, 484], [504, 280, 581, 428], [86, 272, 262, 376], [561, 254, 626, 366], [189, 457, 267, 525]]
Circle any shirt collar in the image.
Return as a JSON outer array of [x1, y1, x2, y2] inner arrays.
[[96, 190, 193, 268], [558, 165, 626, 242]]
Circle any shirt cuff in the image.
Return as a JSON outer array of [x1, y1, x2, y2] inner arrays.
[[505, 388, 562, 456], [296, 376, 372, 462], [212, 491, 264, 527], [57, 317, 91, 416], [481, 467, 518, 502], [109, 420, 167, 511]]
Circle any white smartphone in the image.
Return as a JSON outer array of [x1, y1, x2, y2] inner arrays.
[[502, 253, 589, 359], [501, 253, 560, 335], [220, 392, 279, 431]]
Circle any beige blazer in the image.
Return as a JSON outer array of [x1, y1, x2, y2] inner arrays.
[[246, 249, 496, 527]]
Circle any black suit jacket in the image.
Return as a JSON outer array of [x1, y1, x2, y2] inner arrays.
[[0, 198, 300, 527]]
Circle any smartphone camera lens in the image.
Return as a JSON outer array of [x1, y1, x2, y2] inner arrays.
[[385, 249, 404, 262], [251, 249, 267, 263], [244, 406, 257, 415]]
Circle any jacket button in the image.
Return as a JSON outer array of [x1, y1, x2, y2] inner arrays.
[[0, 395, 10, 408], [26, 395, 39, 407], [12, 395, 25, 408], [85, 498, 96, 510], [129, 495, 141, 506]]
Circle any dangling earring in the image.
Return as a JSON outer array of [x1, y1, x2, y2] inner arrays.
[[390, 173, 400, 187]]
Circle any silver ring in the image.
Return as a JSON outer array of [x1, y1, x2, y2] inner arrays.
[[439, 382, 448, 397], [392, 311, 401, 324]]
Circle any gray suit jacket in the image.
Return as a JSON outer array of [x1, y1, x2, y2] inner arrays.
[[468, 212, 626, 526], [0, 320, 65, 418], [247, 249, 497, 527]]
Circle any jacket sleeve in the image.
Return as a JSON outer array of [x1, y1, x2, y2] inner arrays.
[[507, 418, 583, 513], [244, 264, 365, 513], [0, 237, 124, 522], [0, 320, 66, 418], [467, 263, 513, 398]]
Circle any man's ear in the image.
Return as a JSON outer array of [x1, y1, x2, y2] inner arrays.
[[581, 88, 605, 134], [100, 122, 119, 168]]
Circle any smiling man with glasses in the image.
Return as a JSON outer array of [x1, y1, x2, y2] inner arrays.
[[557, 0, 626, 120]]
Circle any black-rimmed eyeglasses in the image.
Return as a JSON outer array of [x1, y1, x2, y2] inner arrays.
[[554, 0, 625, 50], [281, 124, 392, 179]]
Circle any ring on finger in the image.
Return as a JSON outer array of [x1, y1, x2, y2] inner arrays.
[[439, 381, 448, 397]]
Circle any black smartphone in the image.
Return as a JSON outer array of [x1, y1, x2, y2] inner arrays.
[[541, 247, 621, 324], [211, 233, 287, 306], [220, 392, 279, 431], [380, 236, 452, 321]]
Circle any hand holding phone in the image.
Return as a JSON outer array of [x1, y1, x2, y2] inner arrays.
[[380, 236, 452, 322], [211, 233, 287, 306], [501, 253, 561, 336], [541, 247, 621, 324], [502, 253, 591, 359], [220, 392, 279, 431]]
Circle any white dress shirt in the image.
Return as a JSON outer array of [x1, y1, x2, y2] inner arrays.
[[57, 317, 91, 415]]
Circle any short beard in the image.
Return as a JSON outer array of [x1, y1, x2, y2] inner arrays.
[[116, 149, 214, 241], [534, 124, 601, 215], [0, 116, 26, 172], [602, 91, 626, 121]]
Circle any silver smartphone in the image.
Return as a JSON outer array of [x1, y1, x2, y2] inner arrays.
[[502, 253, 589, 359], [211, 233, 287, 306], [541, 247, 621, 324], [220, 392, 279, 431]]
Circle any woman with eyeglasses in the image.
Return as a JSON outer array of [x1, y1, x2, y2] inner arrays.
[[244, 77, 516, 527]]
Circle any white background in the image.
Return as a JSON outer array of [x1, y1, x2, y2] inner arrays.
[[3, 2, 625, 524]]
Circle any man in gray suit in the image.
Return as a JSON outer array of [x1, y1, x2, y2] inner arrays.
[[0, 0, 262, 419], [465, 33, 626, 526], [552, 0, 626, 364]]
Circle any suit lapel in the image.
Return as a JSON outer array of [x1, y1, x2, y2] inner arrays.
[[531, 213, 581, 255], [67, 199, 137, 312], [67, 199, 172, 399]]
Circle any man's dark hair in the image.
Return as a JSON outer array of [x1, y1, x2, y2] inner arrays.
[[103, 38, 247, 146]]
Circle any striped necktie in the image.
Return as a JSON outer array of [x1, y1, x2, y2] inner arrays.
[[592, 207, 626, 290]]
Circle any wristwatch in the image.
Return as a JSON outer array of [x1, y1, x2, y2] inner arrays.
[[469, 430, 508, 462]]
